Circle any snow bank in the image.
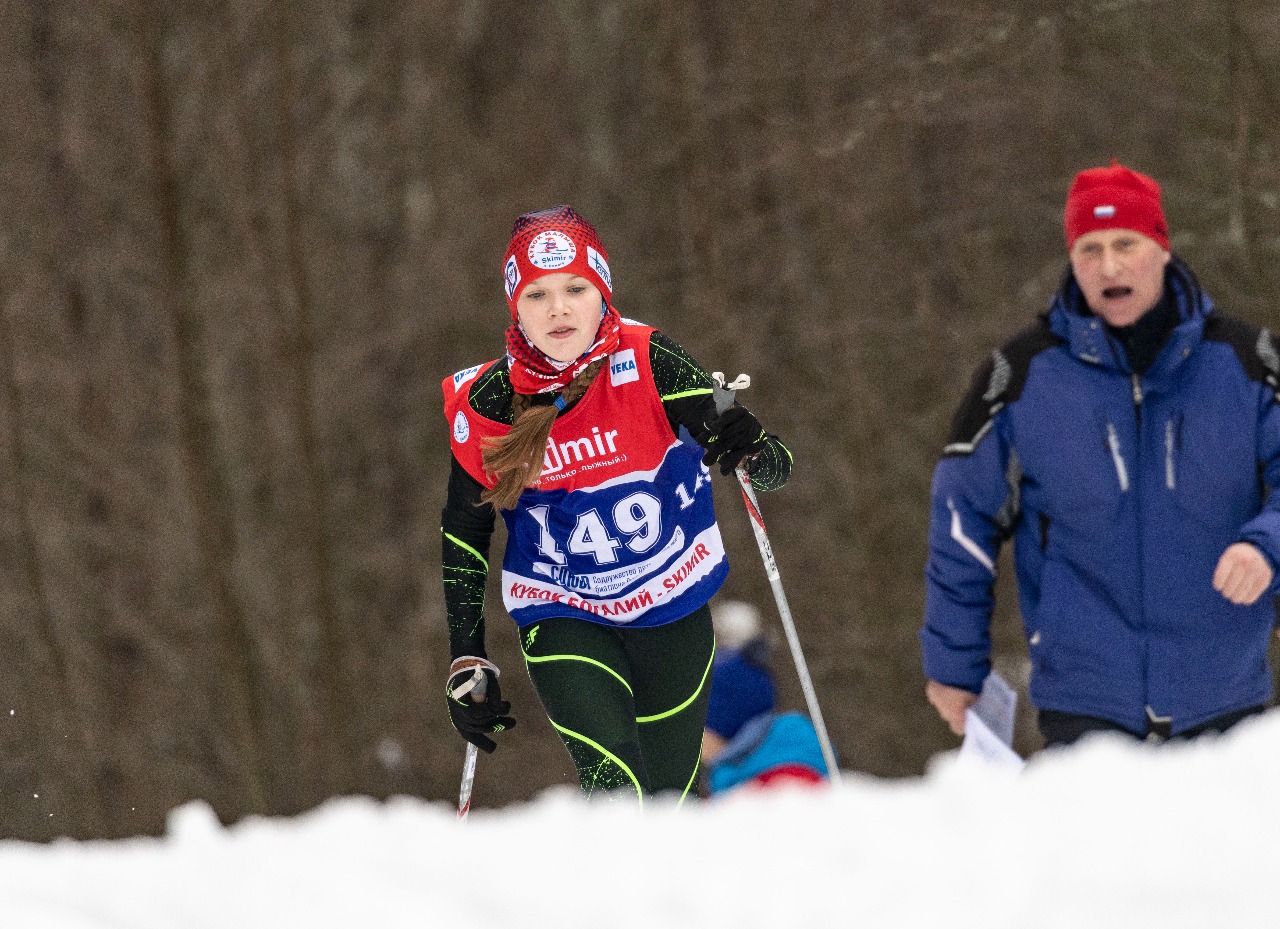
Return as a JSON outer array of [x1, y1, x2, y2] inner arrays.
[[3, 711, 1279, 929]]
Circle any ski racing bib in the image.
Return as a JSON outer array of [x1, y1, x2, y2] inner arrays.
[[443, 323, 727, 628]]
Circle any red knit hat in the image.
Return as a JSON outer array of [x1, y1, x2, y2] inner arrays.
[[501, 205, 613, 319], [1064, 161, 1170, 251]]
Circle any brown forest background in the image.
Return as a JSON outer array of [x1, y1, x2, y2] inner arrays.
[[1, 0, 1278, 841]]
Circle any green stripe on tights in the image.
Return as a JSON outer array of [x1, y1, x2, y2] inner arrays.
[[548, 719, 644, 806], [635, 639, 715, 723], [522, 652, 633, 696]]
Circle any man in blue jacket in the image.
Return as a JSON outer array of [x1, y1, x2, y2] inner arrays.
[[922, 162, 1280, 747]]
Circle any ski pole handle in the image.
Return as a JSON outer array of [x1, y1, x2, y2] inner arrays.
[[711, 372, 778, 577], [711, 371, 751, 415]]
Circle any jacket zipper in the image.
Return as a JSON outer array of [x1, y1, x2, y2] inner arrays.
[[1164, 418, 1176, 489], [1131, 372, 1155, 725]]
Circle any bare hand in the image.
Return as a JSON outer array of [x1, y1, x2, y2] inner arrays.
[[926, 679, 979, 736], [1213, 543, 1275, 606]]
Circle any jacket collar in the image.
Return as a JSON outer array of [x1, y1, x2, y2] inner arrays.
[[1048, 255, 1212, 382]]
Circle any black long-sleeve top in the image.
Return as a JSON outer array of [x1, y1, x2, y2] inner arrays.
[[440, 331, 791, 660]]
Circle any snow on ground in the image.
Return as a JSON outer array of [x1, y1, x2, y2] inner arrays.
[[4, 711, 1280, 929]]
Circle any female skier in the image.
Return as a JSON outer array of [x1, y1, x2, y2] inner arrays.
[[441, 205, 792, 803]]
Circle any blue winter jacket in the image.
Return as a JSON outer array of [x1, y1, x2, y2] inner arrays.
[[706, 712, 829, 795], [921, 259, 1280, 735]]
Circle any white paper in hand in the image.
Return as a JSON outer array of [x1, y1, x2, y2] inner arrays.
[[958, 671, 1024, 771]]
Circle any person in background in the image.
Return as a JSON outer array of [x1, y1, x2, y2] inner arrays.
[[922, 161, 1280, 749], [701, 600, 829, 796], [440, 206, 793, 804]]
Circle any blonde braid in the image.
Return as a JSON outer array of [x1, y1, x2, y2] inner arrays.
[[480, 359, 606, 510]]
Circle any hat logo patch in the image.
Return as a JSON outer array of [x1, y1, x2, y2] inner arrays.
[[528, 230, 577, 270], [453, 410, 470, 444], [587, 246, 612, 291], [1093, 204, 1117, 218], [503, 256, 521, 300]]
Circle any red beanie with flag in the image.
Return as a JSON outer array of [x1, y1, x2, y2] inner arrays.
[[1064, 161, 1170, 251], [501, 205, 613, 320]]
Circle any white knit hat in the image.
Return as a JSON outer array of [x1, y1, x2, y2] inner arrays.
[[710, 599, 764, 651]]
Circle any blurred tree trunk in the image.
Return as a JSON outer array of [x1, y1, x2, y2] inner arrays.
[[135, 1, 268, 815]]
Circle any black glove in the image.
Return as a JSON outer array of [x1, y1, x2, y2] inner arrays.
[[446, 659, 516, 754], [702, 405, 768, 475]]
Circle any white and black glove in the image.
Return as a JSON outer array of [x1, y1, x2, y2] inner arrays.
[[446, 657, 515, 754]]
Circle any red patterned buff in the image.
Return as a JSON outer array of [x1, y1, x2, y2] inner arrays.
[[505, 306, 621, 395], [501, 205, 614, 320], [1064, 161, 1170, 251]]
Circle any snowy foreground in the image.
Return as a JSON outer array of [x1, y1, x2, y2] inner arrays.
[[5, 714, 1280, 929]]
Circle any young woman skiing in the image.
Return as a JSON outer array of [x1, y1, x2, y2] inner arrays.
[[441, 205, 792, 804]]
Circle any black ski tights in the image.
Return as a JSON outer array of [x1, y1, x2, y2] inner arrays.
[[520, 605, 714, 805]]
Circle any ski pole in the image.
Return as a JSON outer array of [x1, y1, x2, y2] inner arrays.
[[453, 667, 487, 821], [711, 372, 843, 786]]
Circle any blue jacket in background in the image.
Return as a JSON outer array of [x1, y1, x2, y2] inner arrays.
[[922, 258, 1280, 735], [707, 711, 828, 795]]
